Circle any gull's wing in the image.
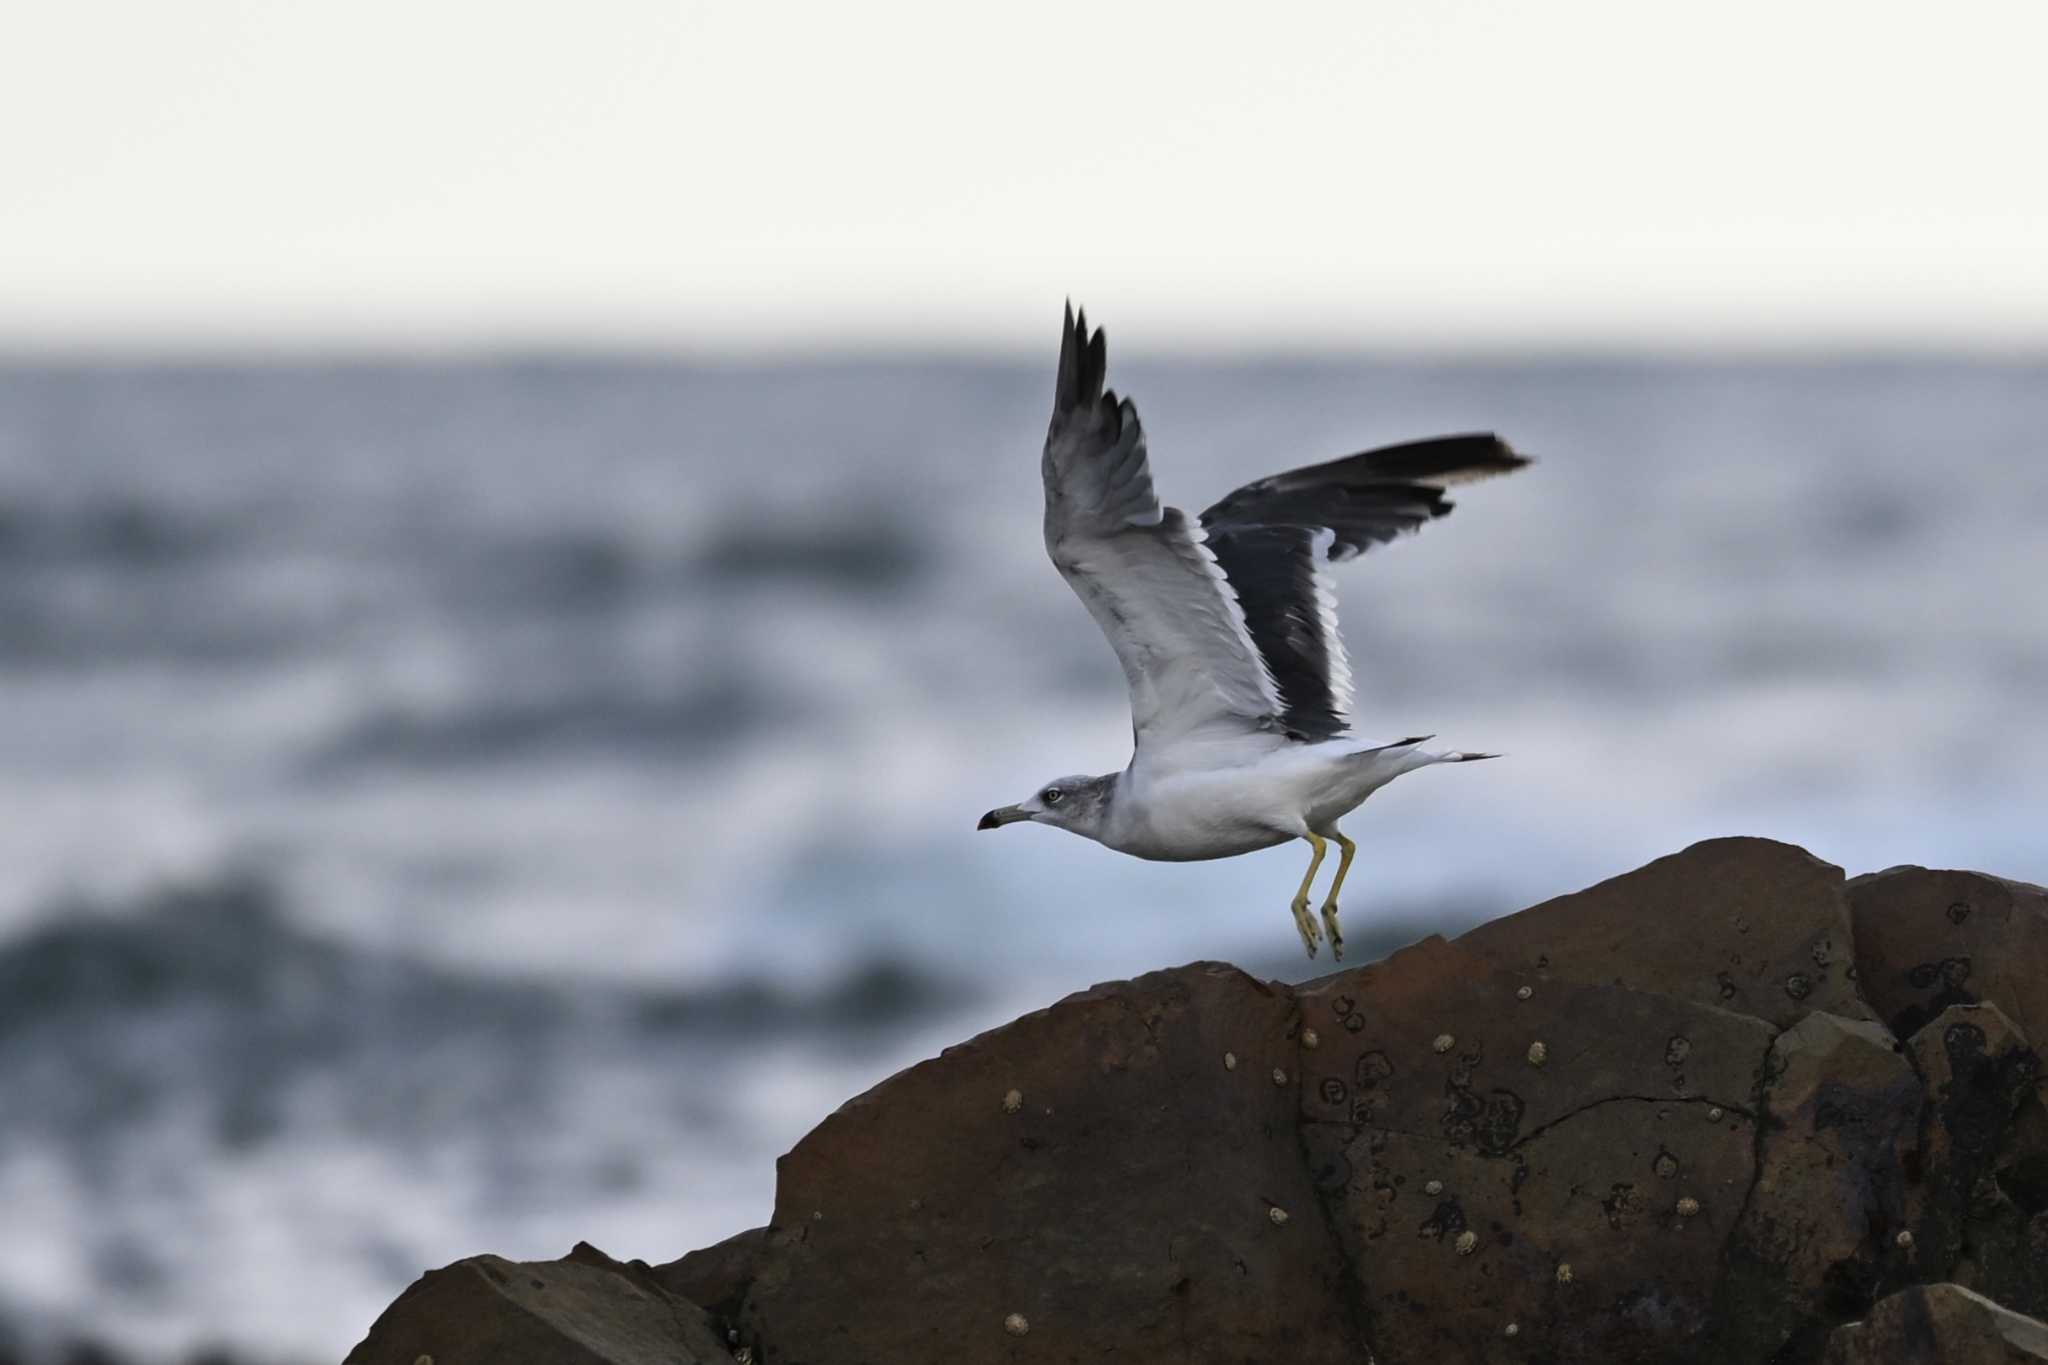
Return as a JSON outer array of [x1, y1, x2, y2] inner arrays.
[[1201, 435, 1530, 740], [1042, 305, 1283, 757]]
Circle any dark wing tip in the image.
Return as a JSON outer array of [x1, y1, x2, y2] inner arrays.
[[1484, 434, 1536, 474], [1053, 300, 1109, 417], [1298, 432, 1535, 492], [1422, 433, 1532, 482]]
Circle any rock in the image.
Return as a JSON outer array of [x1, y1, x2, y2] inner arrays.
[[1717, 1012, 1922, 1359], [1459, 836, 1870, 1029], [343, 1242, 732, 1365], [1293, 933, 1773, 1362], [1905, 1004, 2048, 1319], [349, 839, 2048, 1364], [653, 1226, 768, 1323], [736, 963, 1356, 1363], [1821, 1282, 2048, 1363], [1848, 866, 2048, 1049]]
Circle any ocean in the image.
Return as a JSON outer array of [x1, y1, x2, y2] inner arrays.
[[0, 354, 2043, 1361]]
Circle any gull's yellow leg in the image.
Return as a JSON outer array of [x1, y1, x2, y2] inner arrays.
[[1319, 831, 1357, 961], [1289, 833, 1329, 958]]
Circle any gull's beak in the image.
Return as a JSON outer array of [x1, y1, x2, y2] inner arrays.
[[978, 805, 1029, 830]]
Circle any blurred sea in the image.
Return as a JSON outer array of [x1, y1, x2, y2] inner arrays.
[[1, 355, 2044, 1361]]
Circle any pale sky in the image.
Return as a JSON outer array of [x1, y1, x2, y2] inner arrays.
[[5, 0, 2046, 351]]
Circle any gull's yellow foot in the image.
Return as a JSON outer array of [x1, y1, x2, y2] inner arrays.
[[1319, 899, 1345, 961], [1289, 832, 1330, 958], [1291, 895, 1321, 958]]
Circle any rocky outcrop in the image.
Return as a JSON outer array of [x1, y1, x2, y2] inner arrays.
[[1822, 1282, 2048, 1363], [343, 1243, 730, 1365], [346, 838, 2048, 1364]]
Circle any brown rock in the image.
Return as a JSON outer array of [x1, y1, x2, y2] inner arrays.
[[1717, 1012, 1922, 1359], [739, 963, 1354, 1364], [1906, 1004, 2048, 1319], [1821, 1282, 2048, 1363], [346, 839, 2048, 1364], [653, 1226, 768, 1322], [1294, 933, 1773, 1363], [344, 1242, 732, 1364], [1460, 836, 1870, 1028], [1849, 866, 2048, 1046]]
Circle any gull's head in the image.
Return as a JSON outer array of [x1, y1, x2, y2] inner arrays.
[[978, 773, 1113, 841]]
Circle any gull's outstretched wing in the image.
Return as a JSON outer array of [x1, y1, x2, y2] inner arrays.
[[1042, 305, 1283, 758], [1200, 435, 1530, 740]]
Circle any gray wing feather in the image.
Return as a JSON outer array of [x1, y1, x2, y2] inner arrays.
[[1042, 305, 1282, 755]]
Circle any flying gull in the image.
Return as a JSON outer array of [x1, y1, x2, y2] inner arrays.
[[979, 305, 1530, 959]]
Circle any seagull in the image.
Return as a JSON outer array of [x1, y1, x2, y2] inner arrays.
[[978, 305, 1530, 959]]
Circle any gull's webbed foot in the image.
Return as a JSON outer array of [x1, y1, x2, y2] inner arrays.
[[1290, 895, 1321, 959], [1319, 899, 1345, 961], [1286, 832, 1330, 958]]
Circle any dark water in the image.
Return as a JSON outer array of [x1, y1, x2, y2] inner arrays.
[[0, 356, 2044, 1360]]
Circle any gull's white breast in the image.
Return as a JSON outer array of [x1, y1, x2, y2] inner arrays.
[[1105, 740, 1413, 862]]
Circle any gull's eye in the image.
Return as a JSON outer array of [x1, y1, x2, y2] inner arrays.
[[1042, 787, 1064, 806]]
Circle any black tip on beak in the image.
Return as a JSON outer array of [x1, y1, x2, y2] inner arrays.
[[977, 810, 1001, 830]]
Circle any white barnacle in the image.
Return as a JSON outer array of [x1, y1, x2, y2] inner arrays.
[[1004, 1312, 1030, 1336], [1432, 1033, 1456, 1054], [1224, 1051, 1238, 1070], [1268, 1205, 1290, 1225], [1272, 1067, 1288, 1086], [1002, 1088, 1023, 1114], [1526, 1041, 1548, 1066], [1515, 985, 1534, 1001], [1455, 1229, 1479, 1255], [1895, 1229, 1914, 1249], [1707, 1106, 1724, 1121], [1423, 1179, 1444, 1196], [1301, 1028, 1321, 1049], [1676, 1196, 1700, 1218], [1504, 1322, 1520, 1338], [1555, 1262, 1573, 1284]]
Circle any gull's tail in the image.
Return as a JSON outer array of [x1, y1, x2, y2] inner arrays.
[[1355, 736, 1503, 768]]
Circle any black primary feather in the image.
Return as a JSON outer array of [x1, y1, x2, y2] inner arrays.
[[1203, 526, 1343, 739], [1202, 434, 1529, 562], [1200, 433, 1530, 737]]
